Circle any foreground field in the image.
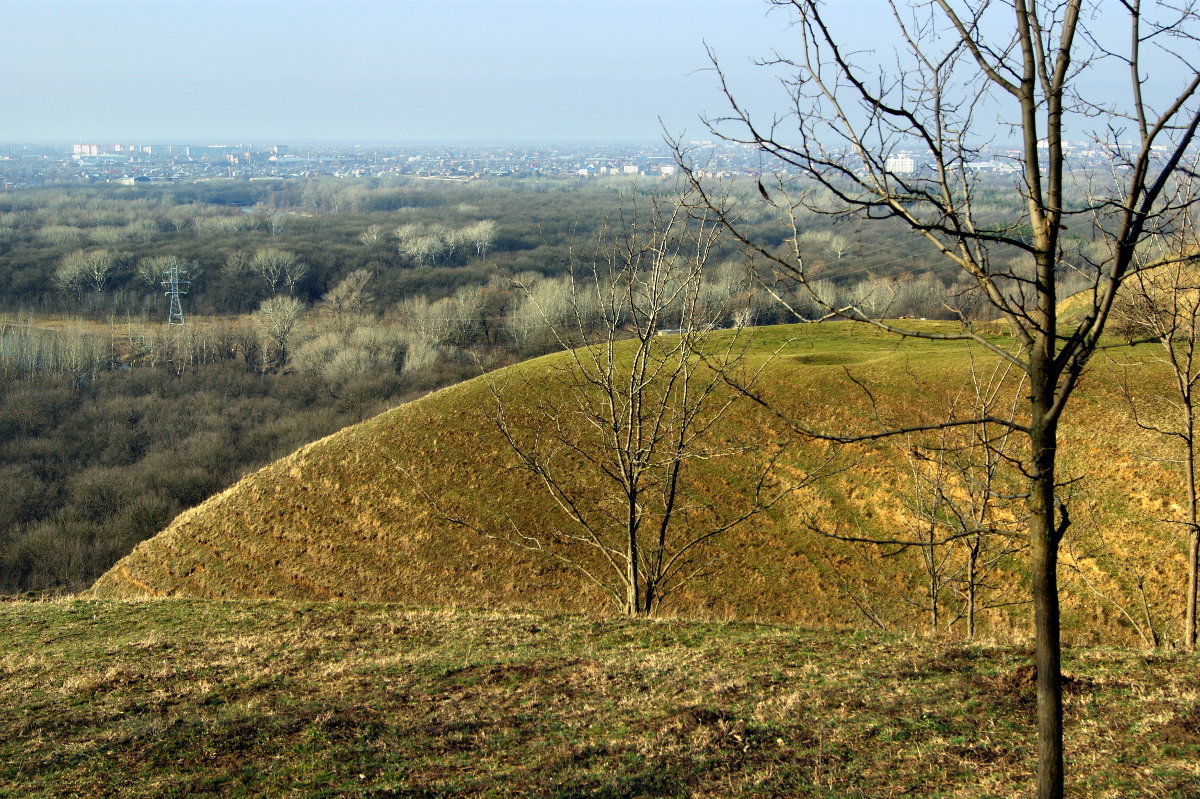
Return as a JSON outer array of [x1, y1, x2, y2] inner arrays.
[[1, 599, 1197, 797]]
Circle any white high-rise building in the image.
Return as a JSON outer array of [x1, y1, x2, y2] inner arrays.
[[885, 154, 915, 174]]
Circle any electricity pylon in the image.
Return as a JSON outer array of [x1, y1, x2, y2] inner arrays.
[[162, 259, 189, 326]]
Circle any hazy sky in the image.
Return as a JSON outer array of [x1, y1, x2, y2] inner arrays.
[[1, 0, 794, 145], [1, 1, 1167, 147]]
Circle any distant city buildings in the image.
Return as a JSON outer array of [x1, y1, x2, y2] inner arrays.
[[0, 137, 1185, 189], [13, 141, 738, 186]]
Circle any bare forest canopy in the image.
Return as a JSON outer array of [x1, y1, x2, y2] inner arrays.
[[0, 174, 1091, 321]]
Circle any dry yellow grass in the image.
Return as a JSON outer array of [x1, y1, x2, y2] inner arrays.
[[7, 599, 1198, 796], [89, 322, 1193, 646]]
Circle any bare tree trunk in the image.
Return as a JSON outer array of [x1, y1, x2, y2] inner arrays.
[[424, 192, 820, 620], [627, 495, 641, 615], [1030, 429, 1064, 799]]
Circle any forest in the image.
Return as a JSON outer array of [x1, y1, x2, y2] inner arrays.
[[0, 173, 1078, 594]]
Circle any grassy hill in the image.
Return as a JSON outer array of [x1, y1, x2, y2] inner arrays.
[[89, 322, 1190, 645], [2, 598, 1198, 798]]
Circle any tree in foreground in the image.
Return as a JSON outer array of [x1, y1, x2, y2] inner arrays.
[[430, 194, 817, 616], [680, 2, 1200, 796]]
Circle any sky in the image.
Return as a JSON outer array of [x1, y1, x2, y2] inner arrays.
[[0, 1, 1173, 147], [0, 0, 794, 145]]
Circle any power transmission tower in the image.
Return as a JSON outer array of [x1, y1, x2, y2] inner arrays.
[[163, 260, 189, 326]]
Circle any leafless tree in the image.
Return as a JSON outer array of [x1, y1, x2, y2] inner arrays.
[[136, 255, 179, 287], [818, 357, 1026, 637], [1111, 216, 1200, 649], [358, 224, 385, 246], [251, 248, 306, 297], [463, 219, 498, 259], [678, 2, 1200, 795], [318, 269, 374, 335], [900, 441, 966, 634], [444, 286, 488, 347], [395, 224, 450, 266], [1065, 525, 1172, 649], [56, 249, 117, 295], [826, 233, 851, 261], [38, 225, 86, 247], [912, 361, 1027, 639], [848, 277, 894, 320], [505, 275, 574, 349], [253, 295, 305, 370], [428, 193, 817, 616]]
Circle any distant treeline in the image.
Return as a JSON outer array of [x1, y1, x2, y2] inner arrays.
[[0, 174, 1083, 323], [0, 178, 650, 318]]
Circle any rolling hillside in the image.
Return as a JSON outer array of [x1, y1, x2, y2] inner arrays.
[[90, 323, 1186, 645]]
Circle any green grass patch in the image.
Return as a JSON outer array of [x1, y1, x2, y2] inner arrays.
[[2, 599, 1199, 797]]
